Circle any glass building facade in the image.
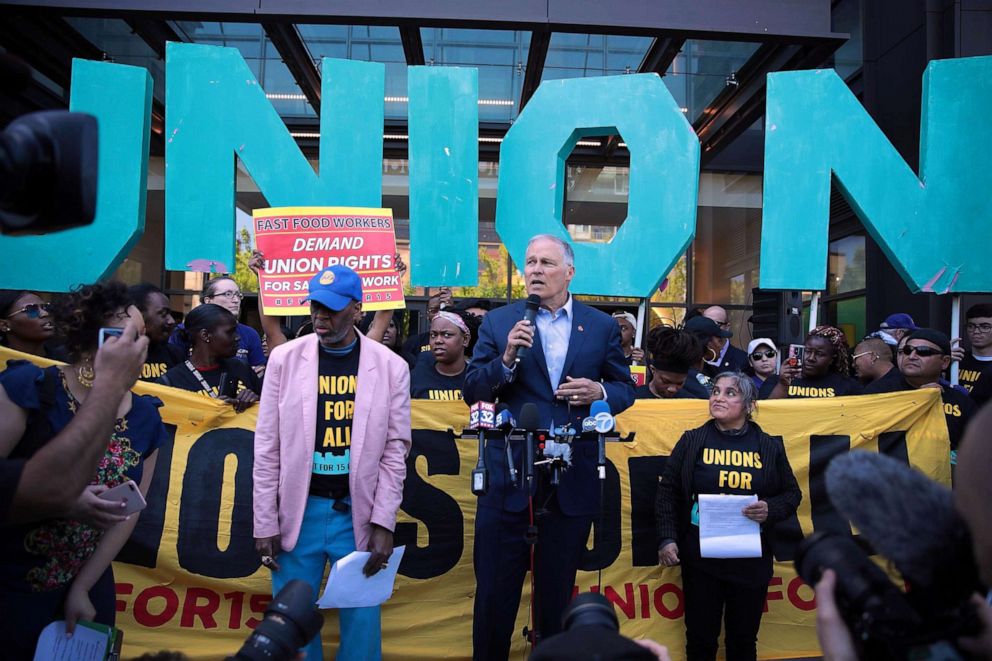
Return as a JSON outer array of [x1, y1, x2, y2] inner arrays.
[[9, 0, 981, 344]]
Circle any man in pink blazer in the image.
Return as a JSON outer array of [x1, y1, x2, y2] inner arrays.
[[253, 264, 411, 661]]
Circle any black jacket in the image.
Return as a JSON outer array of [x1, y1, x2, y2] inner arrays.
[[655, 420, 801, 545]]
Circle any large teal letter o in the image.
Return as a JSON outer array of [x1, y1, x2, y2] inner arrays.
[[496, 74, 699, 298]]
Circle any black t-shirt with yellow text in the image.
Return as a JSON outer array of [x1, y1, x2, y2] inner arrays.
[[864, 369, 976, 450], [958, 353, 992, 402], [684, 423, 771, 584], [141, 342, 185, 382], [692, 425, 765, 497], [410, 358, 464, 400], [311, 340, 360, 498], [781, 372, 863, 398]]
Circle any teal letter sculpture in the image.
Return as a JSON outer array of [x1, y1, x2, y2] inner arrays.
[[408, 66, 478, 286], [165, 44, 384, 271], [0, 59, 151, 291], [761, 57, 992, 293], [496, 74, 699, 297]]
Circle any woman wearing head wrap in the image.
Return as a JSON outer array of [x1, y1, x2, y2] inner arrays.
[[745, 338, 779, 390], [763, 325, 863, 399], [410, 309, 480, 400]]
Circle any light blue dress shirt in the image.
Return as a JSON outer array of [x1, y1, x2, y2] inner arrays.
[[534, 294, 573, 390]]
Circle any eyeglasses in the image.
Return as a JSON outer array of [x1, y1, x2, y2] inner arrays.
[[750, 350, 777, 360], [900, 344, 944, 357], [851, 350, 875, 361], [209, 290, 244, 301], [966, 322, 992, 333], [5, 303, 50, 319], [716, 321, 731, 329]]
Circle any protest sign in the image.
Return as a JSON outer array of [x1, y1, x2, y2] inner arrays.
[[253, 206, 405, 314]]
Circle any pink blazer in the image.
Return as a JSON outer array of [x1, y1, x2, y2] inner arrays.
[[253, 332, 411, 552]]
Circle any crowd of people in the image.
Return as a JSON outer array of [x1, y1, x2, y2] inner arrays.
[[0, 235, 990, 660]]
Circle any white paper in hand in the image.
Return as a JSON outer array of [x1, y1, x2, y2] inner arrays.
[[698, 494, 762, 558], [34, 620, 111, 661], [317, 545, 406, 609]]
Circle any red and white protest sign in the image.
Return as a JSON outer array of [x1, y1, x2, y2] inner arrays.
[[253, 206, 405, 315]]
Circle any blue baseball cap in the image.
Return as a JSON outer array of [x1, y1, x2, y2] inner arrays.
[[303, 265, 363, 311], [880, 313, 917, 331]]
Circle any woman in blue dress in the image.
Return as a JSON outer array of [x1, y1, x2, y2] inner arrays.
[[0, 281, 167, 659]]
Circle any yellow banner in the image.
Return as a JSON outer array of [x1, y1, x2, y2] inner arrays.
[[0, 349, 950, 660]]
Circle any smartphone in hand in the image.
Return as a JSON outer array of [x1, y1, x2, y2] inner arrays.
[[787, 344, 805, 368], [98, 327, 124, 348], [98, 480, 146, 516]]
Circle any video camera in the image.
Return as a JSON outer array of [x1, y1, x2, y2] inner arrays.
[[529, 592, 659, 660], [795, 452, 984, 660], [227, 580, 323, 661], [1, 54, 98, 234]]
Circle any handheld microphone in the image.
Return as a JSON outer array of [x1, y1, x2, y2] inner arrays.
[[515, 294, 541, 363], [518, 402, 541, 484], [468, 395, 496, 496], [825, 451, 980, 609], [590, 400, 614, 480]]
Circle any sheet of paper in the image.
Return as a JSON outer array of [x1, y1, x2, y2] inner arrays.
[[34, 620, 111, 661], [698, 494, 762, 559], [317, 545, 406, 609]]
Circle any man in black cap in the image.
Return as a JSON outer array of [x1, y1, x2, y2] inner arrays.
[[865, 328, 976, 460], [700, 306, 748, 376]]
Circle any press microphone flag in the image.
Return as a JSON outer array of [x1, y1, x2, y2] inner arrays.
[[469, 389, 496, 496], [590, 400, 613, 479]]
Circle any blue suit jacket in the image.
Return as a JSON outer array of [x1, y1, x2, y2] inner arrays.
[[464, 298, 635, 515]]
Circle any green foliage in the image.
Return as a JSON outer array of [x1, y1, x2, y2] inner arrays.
[[232, 227, 257, 293], [452, 244, 526, 299]]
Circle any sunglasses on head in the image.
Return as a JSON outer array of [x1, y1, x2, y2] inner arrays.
[[6, 303, 50, 319], [900, 344, 944, 357], [750, 350, 777, 360]]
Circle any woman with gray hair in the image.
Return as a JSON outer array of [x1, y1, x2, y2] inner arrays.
[[655, 371, 801, 661]]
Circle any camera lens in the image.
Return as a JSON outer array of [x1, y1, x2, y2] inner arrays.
[[562, 592, 619, 632]]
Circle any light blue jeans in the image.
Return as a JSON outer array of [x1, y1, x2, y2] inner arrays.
[[271, 495, 381, 661]]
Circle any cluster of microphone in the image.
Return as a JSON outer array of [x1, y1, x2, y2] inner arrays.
[[462, 391, 624, 496]]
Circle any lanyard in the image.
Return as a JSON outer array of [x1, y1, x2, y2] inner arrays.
[[185, 360, 221, 398]]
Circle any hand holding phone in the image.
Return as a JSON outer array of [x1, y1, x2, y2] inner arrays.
[[787, 344, 805, 368], [97, 480, 146, 516], [98, 327, 125, 348]]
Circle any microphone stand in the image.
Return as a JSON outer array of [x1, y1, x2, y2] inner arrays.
[[523, 428, 540, 650]]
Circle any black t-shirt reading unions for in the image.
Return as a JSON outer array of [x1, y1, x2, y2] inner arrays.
[[684, 423, 771, 585], [311, 340, 360, 499], [410, 359, 465, 400], [782, 372, 864, 398], [159, 358, 262, 397], [140, 342, 185, 382], [692, 425, 765, 498]]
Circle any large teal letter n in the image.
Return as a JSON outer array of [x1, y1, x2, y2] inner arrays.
[[761, 57, 992, 294], [165, 43, 384, 271]]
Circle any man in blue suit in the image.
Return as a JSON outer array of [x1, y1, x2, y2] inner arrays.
[[465, 234, 635, 660]]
